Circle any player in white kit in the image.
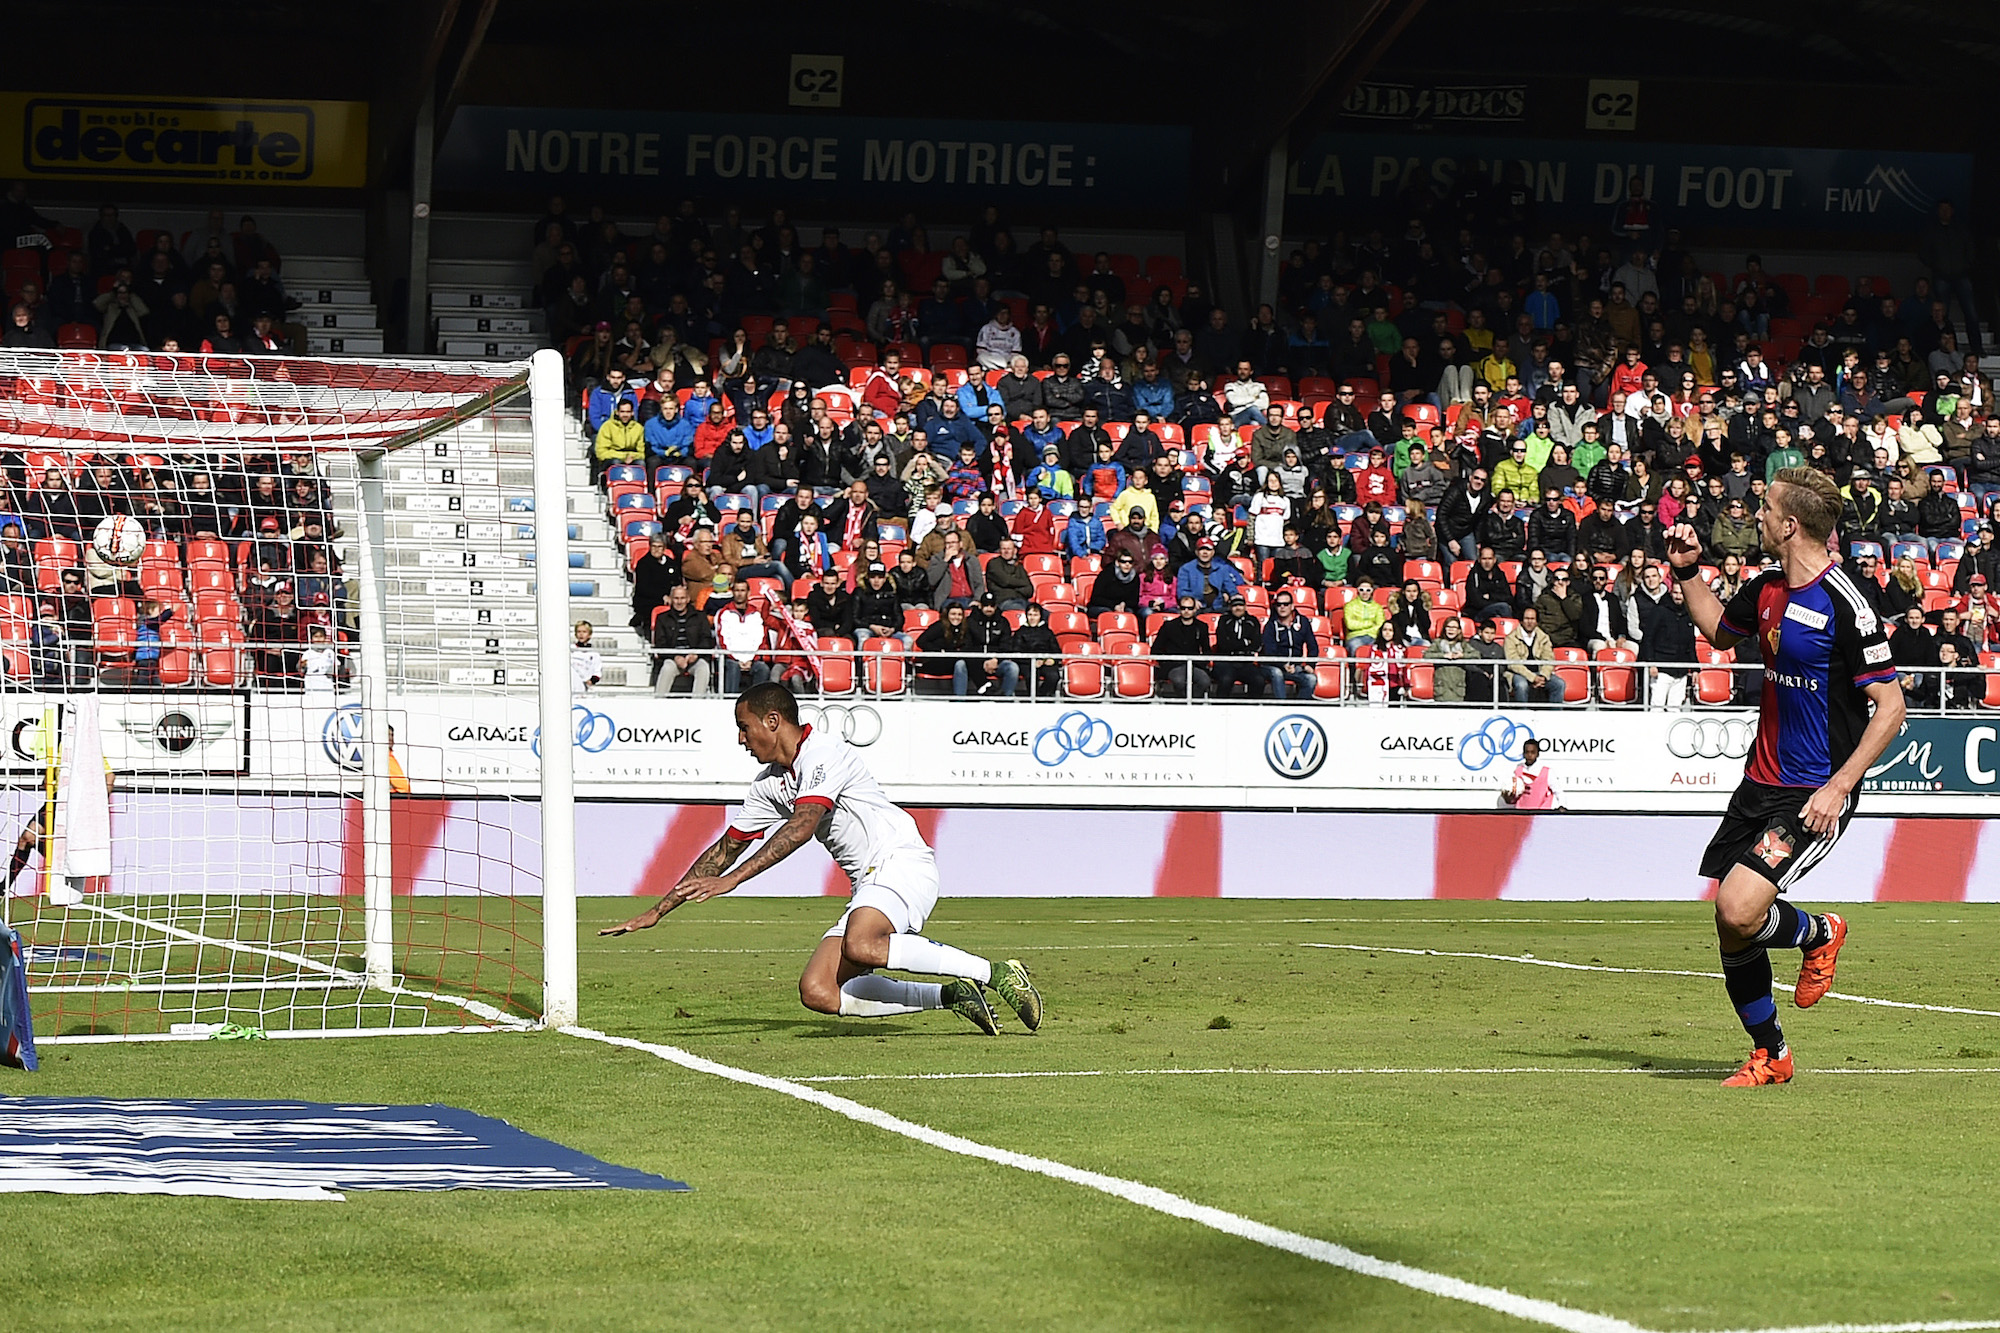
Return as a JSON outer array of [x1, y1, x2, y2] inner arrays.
[[601, 682, 1043, 1034]]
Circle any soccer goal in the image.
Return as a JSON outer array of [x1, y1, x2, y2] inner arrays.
[[0, 346, 576, 1044]]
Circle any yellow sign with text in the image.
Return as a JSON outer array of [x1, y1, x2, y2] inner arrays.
[[0, 94, 368, 187]]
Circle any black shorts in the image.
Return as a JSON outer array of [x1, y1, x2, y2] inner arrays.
[[1698, 778, 1856, 892]]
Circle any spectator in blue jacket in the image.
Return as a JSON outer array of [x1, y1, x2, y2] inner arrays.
[[643, 397, 696, 463], [1063, 507, 1106, 556], [923, 397, 986, 458], [1173, 538, 1246, 609], [1260, 591, 1317, 698], [1020, 407, 1065, 461], [585, 367, 636, 433], [1132, 361, 1177, 421], [682, 379, 716, 426], [741, 406, 775, 449]]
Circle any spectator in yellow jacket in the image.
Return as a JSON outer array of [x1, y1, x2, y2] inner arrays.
[[1110, 470, 1160, 532], [593, 399, 645, 481], [1491, 438, 1540, 502]]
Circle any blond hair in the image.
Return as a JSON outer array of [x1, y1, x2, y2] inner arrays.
[[1771, 466, 1842, 543]]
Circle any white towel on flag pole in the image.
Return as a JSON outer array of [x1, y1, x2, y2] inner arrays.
[[56, 696, 111, 887]]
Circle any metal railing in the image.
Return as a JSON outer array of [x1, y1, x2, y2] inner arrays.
[[631, 645, 2000, 714]]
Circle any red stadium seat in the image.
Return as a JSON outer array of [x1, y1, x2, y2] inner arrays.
[[1696, 648, 1735, 705], [902, 607, 939, 635], [816, 637, 856, 695], [1595, 648, 1638, 704], [92, 597, 136, 661], [1063, 640, 1103, 697], [1984, 653, 2000, 708], [861, 637, 907, 695], [157, 617, 195, 686]]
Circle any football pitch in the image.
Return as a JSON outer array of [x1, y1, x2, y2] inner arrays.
[[14, 897, 2000, 1333]]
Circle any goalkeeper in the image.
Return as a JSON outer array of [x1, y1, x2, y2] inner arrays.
[[601, 682, 1044, 1035]]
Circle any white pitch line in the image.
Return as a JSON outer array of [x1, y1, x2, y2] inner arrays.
[[789, 1066, 2000, 1085], [563, 1024, 1651, 1333], [1300, 944, 2000, 1020], [566, 1025, 2000, 1333]]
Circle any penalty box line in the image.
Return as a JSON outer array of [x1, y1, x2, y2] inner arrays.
[[1299, 944, 2000, 1021], [561, 1025, 1998, 1333]]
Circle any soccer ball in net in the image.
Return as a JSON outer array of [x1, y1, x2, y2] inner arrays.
[[91, 513, 146, 567]]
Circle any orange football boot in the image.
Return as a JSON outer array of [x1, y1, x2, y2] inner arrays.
[[1794, 913, 1847, 1008], [1721, 1047, 1794, 1087]]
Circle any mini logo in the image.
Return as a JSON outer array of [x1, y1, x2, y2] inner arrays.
[[803, 704, 882, 747], [1458, 715, 1534, 771], [154, 711, 198, 754], [322, 703, 366, 772], [1264, 714, 1327, 779], [1032, 711, 1113, 767], [1754, 829, 1794, 868]]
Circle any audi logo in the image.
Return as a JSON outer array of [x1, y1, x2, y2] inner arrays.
[[803, 704, 882, 747], [1666, 717, 1755, 760]]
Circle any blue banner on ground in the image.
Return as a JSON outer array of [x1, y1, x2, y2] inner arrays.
[[1288, 132, 1973, 233], [0, 1098, 688, 1199], [0, 925, 35, 1072], [435, 107, 1191, 210], [1863, 718, 2000, 795]]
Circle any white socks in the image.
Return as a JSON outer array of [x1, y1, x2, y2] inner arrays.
[[885, 935, 992, 984], [838, 975, 942, 1017]]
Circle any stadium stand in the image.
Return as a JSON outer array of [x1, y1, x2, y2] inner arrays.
[[6, 183, 1998, 704]]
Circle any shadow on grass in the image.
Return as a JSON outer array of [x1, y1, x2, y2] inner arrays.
[[1504, 1046, 1730, 1078]]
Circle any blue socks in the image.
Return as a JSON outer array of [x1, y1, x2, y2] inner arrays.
[[1721, 902, 1829, 1053]]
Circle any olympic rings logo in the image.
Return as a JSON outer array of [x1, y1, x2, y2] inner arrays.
[[1032, 711, 1114, 767], [1666, 716, 1754, 759], [1458, 715, 1535, 771], [532, 706, 615, 757], [803, 704, 883, 747]]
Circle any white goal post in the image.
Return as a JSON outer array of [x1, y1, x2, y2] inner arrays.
[[0, 345, 576, 1041]]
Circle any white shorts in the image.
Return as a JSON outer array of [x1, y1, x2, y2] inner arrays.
[[822, 851, 940, 940]]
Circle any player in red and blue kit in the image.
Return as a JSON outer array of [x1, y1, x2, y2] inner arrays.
[[1665, 467, 1904, 1086]]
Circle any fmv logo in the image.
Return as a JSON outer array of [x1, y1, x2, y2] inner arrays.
[[1264, 715, 1327, 780]]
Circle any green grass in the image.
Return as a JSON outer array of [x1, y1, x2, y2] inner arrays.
[[12, 898, 2000, 1332]]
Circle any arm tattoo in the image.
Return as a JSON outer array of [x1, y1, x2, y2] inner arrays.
[[686, 835, 742, 881], [722, 806, 825, 886]]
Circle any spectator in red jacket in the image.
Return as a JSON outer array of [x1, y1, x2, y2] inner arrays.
[[861, 352, 905, 420], [1353, 445, 1398, 505], [1008, 486, 1058, 554]]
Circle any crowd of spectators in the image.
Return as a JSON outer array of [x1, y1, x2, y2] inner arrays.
[[537, 187, 1999, 704], [2, 186, 302, 354]]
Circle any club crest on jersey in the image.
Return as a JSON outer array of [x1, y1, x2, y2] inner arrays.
[[1754, 829, 1794, 868], [1765, 625, 1781, 655]]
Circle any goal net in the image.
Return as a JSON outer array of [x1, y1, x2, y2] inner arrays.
[[0, 347, 576, 1044]]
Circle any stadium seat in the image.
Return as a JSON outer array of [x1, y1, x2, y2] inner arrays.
[[1595, 648, 1638, 704], [816, 637, 856, 695], [858, 637, 905, 695], [1405, 648, 1434, 701], [56, 323, 96, 350], [1983, 653, 2000, 708], [1112, 655, 1153, 698], [157, 617, 195, 686], [92, 597, 136, 661], [1696, 649, 1736, 705], [1062, 641, 1104, 697], [1311, 661, 1345, 700], [902, 607, 939, 635]]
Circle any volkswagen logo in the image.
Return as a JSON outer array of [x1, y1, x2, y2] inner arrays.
[[803, 704, 882, 747], [322, 704, 366, 772], [532, 706, 615, 757], [1458, 715, 1534, 771], [1032, 711, 1114, 767], [1264, 714, 1327, 779], [1667, 716, 1754, 760]]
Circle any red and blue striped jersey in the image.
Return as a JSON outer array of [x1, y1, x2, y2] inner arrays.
[[1718, 565, 1897, 789]]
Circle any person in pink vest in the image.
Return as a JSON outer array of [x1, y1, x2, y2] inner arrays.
[[1501, 738, 1566, 810]]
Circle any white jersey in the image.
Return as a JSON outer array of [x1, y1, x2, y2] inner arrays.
[[727, 724, 933, 883]]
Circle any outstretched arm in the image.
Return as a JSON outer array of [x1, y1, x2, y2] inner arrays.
[[598, 829, 748, 936], [599, 805, 829, 936]]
